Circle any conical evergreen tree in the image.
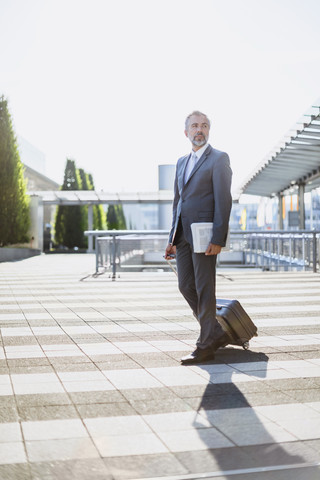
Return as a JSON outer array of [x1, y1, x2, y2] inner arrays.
[[106, 204, 126, 230], [77, 167, 89, 248], [116, 204, 127, 229], [78, 168, 105, 232], [54, 159, 86, 249], [0, 96, 30, 246], [78, 168, 90, 190], [106, 205, 118, 229], [88, 173, 105, 230]]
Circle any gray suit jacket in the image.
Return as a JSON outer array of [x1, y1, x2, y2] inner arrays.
[[169, 144, 232, 248]]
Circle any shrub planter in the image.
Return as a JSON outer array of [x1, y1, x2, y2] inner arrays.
[[0, 247, 41, 262]]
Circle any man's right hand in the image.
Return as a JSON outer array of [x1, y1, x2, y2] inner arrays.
[[164, 244, 176, 259]]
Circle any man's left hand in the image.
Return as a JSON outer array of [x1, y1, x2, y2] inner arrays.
[[205, 243, 222, 256]]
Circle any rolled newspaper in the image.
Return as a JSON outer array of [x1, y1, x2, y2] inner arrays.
[[190, 222, 230, 253]]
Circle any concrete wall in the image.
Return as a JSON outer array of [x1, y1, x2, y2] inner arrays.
[[0, 248, 41, 262]]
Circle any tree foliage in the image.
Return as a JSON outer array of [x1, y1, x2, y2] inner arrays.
[[106, 204, 127, 230], [81, 170, 105, 231], [54, 159, 87, 249], [0, 96, 30, 246], [54, 161, 105, 249]]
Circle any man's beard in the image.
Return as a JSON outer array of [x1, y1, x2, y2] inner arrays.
[[191, 133, 208, 147]]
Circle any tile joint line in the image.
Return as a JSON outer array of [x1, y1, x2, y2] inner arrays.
[[131, 462, 320, 480]]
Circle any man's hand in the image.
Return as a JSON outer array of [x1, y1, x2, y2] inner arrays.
[[164, 244, 176, 259], [205, 243, 222, 256]]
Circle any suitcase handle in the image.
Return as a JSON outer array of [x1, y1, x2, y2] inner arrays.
[[165, 259, 178, 276]]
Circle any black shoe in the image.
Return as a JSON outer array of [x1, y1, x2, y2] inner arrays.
[[181, 347, 215, 365], [211, 331, 231, 352]]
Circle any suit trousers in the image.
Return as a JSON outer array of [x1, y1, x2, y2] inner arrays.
[[175, 224, 224, 349]]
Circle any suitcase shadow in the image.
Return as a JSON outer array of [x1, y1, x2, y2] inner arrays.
[[189, 348, 307, 477]]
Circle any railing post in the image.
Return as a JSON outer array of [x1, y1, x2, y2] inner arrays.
[[313, 232, 317, 273], [112, 234, 117, 281], [255, 235, 258, 266], [95, 240, 99, 273], [289, 235, 292, 268], [268, 236, 271, 268]]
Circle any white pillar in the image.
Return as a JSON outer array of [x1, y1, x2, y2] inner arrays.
[[29, 195, 43, 251], [87, 205, 94, 252], [158, 164, 175, 229], [277, 193, 284, 230]]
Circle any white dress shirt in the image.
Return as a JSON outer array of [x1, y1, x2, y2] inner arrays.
[[184, 143, 209, 183]]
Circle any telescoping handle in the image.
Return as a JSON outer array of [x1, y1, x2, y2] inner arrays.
[[165, 257, 177, 276]]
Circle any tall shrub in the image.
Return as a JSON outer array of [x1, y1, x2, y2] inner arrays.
[[54, 159, 86, 248], [106, 204, 127, 229], [88, 173, 105, 230], [78, 168, 105, 232], [0, 96, 30, 246], [116, 204, 127, 229]]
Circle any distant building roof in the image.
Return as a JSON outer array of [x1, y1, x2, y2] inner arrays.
[[18, 135, 60, 191], [24, 165, 60, 191], [240, 99, 320, 197], [18, 136, 46, 174]]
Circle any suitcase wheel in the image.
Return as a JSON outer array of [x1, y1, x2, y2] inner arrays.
[[242, 341, 250, 350]]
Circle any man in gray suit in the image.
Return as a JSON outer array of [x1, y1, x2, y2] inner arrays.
[[165, 111, 232, 365]]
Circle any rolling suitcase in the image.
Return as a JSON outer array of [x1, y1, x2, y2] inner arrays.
[[166, 259, 258, 350], [216, 298, 258, 350]]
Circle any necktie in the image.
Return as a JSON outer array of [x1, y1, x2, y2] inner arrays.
[[185, 152, 198, 183]]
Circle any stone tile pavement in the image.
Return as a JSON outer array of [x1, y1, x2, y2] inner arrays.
[[0, 253, 320, 479]]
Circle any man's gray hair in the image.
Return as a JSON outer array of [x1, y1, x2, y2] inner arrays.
[[185, 110, 211, 130]]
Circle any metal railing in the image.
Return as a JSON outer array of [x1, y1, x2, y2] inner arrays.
[[84, 230, 170, 278], [226, 230, 320, 273], [84, 229, 320, 279]]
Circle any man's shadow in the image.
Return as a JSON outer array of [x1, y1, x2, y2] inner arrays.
[[185, 347, 308, 478]]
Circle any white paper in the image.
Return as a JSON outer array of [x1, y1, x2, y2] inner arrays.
[[191, 222, 230, 253]]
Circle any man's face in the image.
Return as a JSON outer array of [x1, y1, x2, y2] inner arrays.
[[185, 114, 210, 148]]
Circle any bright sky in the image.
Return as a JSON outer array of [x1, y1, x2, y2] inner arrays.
[[1, 0, 320, 196]]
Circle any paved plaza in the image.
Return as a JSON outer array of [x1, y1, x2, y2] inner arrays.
[[0, 254, 320, 479]]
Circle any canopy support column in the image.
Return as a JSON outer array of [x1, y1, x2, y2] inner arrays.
[[277, 193, 284, 230], [298, 183, 305, 230]]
